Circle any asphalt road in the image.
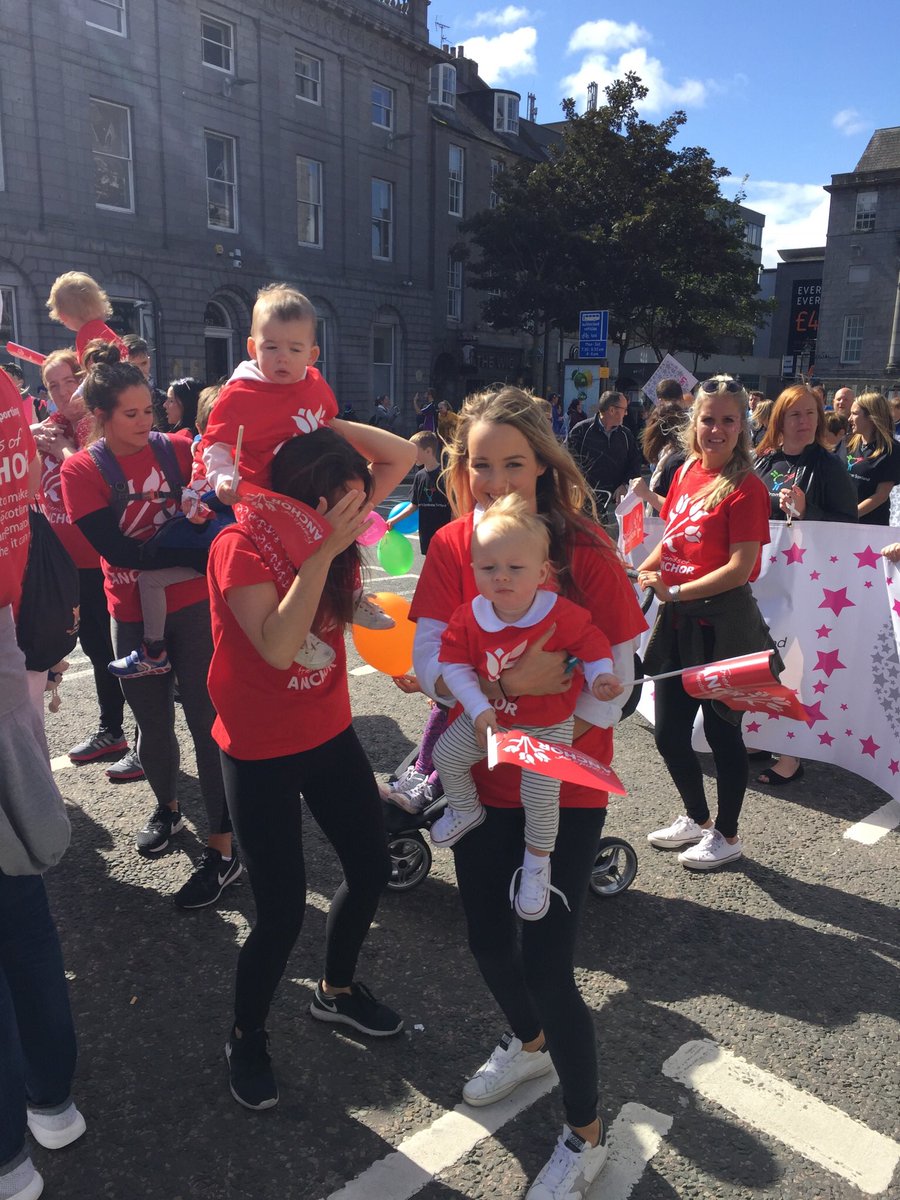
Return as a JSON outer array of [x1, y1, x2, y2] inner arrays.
[[34, 493, 899, 1200]]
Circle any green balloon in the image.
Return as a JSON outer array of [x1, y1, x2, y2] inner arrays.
[[377, 529, 414, 576]]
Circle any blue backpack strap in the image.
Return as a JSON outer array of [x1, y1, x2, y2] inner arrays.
[[87, 438, 131, 521], [148, 431, 184, 501]]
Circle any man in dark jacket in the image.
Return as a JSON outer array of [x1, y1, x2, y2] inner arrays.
[[567, 390, 643, 502]]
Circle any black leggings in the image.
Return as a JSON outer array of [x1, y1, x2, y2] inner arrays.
[[221, 726, 391, 1033], [453, 805, 606, 1130], [653, 629, 748, 838], [77, 567, 125, 737]]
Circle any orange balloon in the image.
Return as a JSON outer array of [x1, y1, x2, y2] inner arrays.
[[352, 592, 416, 676]]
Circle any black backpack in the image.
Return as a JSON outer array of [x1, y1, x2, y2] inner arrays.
[[16, 509, 80, 672]]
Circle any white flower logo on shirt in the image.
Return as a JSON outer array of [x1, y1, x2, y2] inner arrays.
[[663, 493, 707, 550], [485, 638, 529, 681], [293, 406, 327, 434]]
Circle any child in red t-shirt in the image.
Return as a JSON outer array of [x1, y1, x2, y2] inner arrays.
[[429, 495, 623, 920], [46, 272, 128, 364]]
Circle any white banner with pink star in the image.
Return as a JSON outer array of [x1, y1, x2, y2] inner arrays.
[[632, 519, 900, 804]]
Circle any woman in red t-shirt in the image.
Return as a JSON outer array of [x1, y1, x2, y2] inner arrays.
[[638, 377, 773, 872], [60, 355, 236, 910], [409, 387, 645, 1197]]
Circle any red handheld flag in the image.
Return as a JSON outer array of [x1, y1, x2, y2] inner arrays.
[[487, 728, 627, 795], [234, 482, 329, 569], [680, 650, 807, 722], [6, 342, 46, 366]]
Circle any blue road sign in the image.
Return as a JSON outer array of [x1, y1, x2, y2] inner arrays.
[[579, 310, 608, 359]]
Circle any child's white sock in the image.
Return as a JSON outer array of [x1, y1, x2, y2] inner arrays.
[[523, 849, 549, 871]]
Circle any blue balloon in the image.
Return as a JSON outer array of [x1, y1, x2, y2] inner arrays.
[[388, 501, 419, 535]]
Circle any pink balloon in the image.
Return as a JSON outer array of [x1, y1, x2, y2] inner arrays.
[[357, 510, 388, 546]]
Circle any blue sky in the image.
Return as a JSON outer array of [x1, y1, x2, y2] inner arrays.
[[429, 2, 896, 266]]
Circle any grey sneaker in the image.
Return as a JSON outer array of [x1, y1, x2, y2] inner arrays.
[[0, 1155, 43, 1200], [26, 1101, 86, 1150]]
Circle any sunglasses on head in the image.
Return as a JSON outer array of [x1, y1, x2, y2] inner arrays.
[[699, 379, 742, 395]]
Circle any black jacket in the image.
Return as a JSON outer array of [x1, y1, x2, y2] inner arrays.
[[754, 443, 858, 523], [567, 417, 642, 496]]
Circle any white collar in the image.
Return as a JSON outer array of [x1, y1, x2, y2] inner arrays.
[[471, 589, 557, 632], [229, 360, 308, 384]]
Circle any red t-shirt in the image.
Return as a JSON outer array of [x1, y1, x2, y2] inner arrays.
[[60, 436, 208, 621], [206, 526, 351, 759], [0, 374, 37, 613], [441, 594, 612, 727], [37, 412, 100, 569], [659, 461, 770, 586], [410, 513, 647, 808], [75, 319, 128, 363], [198, 367, 338, 490]]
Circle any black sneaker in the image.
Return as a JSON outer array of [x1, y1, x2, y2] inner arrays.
[[68, 729, 128, 764], [135, 806, 184, 855], [309, 981, 403, 1037], [106, 747, 145, 782], [173, 849, 242, 910], [225, 1028, 278, 1110]]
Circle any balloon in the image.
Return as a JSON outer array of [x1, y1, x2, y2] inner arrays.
[[377, 529, 414, 576], [387, 501, 419, 535], [357, 510, 388, 546], [352, 593, 416, 676]]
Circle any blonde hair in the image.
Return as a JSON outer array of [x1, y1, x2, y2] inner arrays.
[[756, 384, 826, 455], [196, 384, 222, 435], [41, 348, 83, 387], [848, 391, 895, 459], [682, 376, 754, 510], [473, 492, 551, 559], [251, 283, 317, 337], [47, 271, 112, 323]]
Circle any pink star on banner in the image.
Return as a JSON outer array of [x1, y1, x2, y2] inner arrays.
[[786, 731, 795, 739], [830, 555, 839, 563], [769, 555, 777, 564], [890, 760, 900, 775], [812, 680, 827, 694], [819, 731, 835, 747], [845, 728, 853, 736], [809, 570, 821, 581], [893, 599, 900, 618], [815, 624, 831, 639], [840, 703, 848, 711], [819, 587, 855, 617], [783, 544, 806, 565], [803, 700, 828, 726], [864, 580, 873, 589], [853, 545, 880, 569], [746, 721, 761, 733], [814, 649, 846, 678], [860, 735, 880, 759]]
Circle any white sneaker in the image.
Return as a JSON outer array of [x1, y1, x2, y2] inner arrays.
[[388, 764, 427, 799], [294, 633, 336, 670], [510, 859, 570, 921], [462, 1032, 554, 1106], [353, 594, 395, 630], [526, 1125, 608, 1199], [678, 828, 743, 870], [0, 1156, 43, 1200], [647, 814, 705, 849], [429, 804, 485, 846], [27, 1101, 86, 1150]]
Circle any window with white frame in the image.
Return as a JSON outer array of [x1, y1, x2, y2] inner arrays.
[[841, 315, 864, 364], [372, 83, 394, 130], [205, 131, 237, 230], [854, 191, 877, 232], [297, 156, 323, 247], [494, 93, 519, 134], [0, 287, 18, 345], [490, 158, 504, 208], [448, 257, 462, 321], [201, 15, 234, 72], [371, 179, 393, 260], [85, 0, 126, 35], [448, 145, 464, 217], [373, 322, 395, 400], [295, 50, 321, 104], [428, 63, 456, 108], [91, 98, 134, 211], [316, 317, 328, 380]]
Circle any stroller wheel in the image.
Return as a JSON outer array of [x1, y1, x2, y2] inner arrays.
[[387, 831, 432, 892], [589, 837, 638, 898]]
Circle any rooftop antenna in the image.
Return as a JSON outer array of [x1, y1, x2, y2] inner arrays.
[[527, 92, 537, 121], [435, 18, 450, 48]]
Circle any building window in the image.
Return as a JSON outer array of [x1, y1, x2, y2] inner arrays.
[[91, 98, 134, 211], [428, 63, 456, 108], [847, 265, 870, 284], [448, 145, 464, 217], [490, 158, 504, 208], [494, 93, 519, 134], [841, 316, 864, 364], [316, 318, 328, 380], [85, 0, 126, 35], [854, 191, 877, 232], [205, 132, 237, 230], [743, 222, 762, 247], [371, 179, 393, 261], [0, 287, 18, 344], [295, 51, 321, 104], [448, 257, 462, 321], [296, 157, 323, 247], [201, 15, 234, 73], [371, 83, 394, 130], [373, 323, 395, 400]]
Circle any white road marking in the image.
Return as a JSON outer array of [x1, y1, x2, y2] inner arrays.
[[51, 755, 74, 773], [366, 572, 421, 582], [591, 1103, 673, 1199], [844, 798, 900, 844], [350, 664, 379, 676], [324, 1071, 559, 1200], [663, 1040, 900, 1196]]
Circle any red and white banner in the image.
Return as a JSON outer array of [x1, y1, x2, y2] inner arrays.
[[487, 727, 627, 795], [234, 482, 329, 568], [680, 650, 808, 722]]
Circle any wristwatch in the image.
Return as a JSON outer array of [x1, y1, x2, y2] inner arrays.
[[668, 584, 681, 601]]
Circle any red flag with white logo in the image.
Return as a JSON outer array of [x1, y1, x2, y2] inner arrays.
[[487, 728, 627, 795]]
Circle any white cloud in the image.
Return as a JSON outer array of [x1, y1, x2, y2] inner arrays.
[[832, 108, 869, 137], [561, 21, 706, 113], [470, 6, 534, 29], [727, 178, 830, 268], [462, 28, 538, 85]]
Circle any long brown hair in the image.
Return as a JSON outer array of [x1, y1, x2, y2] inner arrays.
[[681, 377, 754, 510], [756, 384, 825, 455], [848, 391, 895, 459]]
